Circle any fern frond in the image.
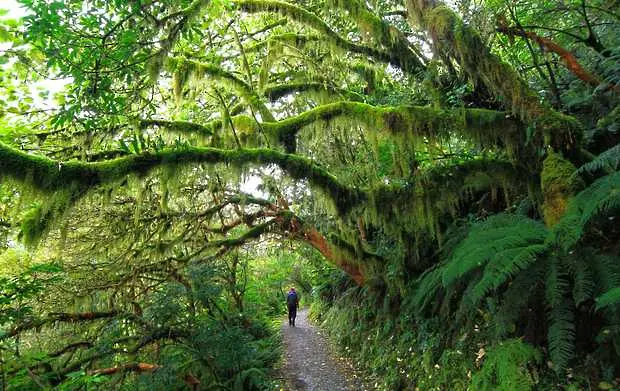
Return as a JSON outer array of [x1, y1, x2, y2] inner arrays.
[[454, 270, 483, 324], [545, 256, 570, 308], [592, 254, 620, 293], [494, 261, 546, 338], [471, 339, 542, 391], [442, 214, 547, 286], [467, 244, 547, 306], [569, 251, 596, 306], [596, 287, 620, 310], [577, 144, 620, 174], [547, 299, 576, 372], [232, 367, 265, 391], [412, 267, 444, 316], [551, 172, 620, 251], [545, 256, 576, 372]]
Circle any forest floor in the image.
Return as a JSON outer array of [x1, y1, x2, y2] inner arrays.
[[276, 308, 371, 391]]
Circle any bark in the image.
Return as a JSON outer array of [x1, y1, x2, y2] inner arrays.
[[303, 226, 366, 286], [284, 215, 366, 285], [88, 362, 161, 376], [497, 26, 600, 87]]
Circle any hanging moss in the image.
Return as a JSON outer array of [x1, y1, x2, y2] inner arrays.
[[541, 152, 584, 227], [263, 82, 366, 102], [270, 101, 525, 154], [236, 0, 408, 73], [166, 57, 275, 122], [140, 119, 214, 137], [327, 0, 426, 72], [356, 159, 522, 243], [245, 33, 321, 55], [0, 141, 364, 216], [533, 111, 583, 152], [19, 186, 77, 249], [406, 1, 583, 154]]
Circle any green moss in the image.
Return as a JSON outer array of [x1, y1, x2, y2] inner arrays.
[[166, 57, 275, 122], [263, 82, 366, 102], [328, 0, 425, 72], [410, 0, 583, 153], [534, 111, 584, 152], [541, 152, 584, 226], [19, 187, 76, 249], [237, 0, 419, 74], [20, 203, 47, 249], [0, 141, 365, 216], [140, 119, 214, 136]]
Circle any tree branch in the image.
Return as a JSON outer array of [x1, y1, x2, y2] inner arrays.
[[0, 142, 362, 214], [235, 0, 424, 74], [497, 26, 601, 86], [88, 362, 161, 376], [2, 311, 121, 340]]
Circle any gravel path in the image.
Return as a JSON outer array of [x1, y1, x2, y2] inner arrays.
[[279, 308, 368, 391]]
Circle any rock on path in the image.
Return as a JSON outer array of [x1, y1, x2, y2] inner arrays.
[[279, 308, 367, 391]]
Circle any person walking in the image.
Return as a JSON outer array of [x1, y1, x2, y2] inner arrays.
[[286, 287, 300, 327]]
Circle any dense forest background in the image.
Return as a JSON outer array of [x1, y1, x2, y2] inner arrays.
[[0, 0, 618, 389]]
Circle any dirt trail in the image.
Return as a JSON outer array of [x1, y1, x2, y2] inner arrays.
[[279, 308, 369, 391]]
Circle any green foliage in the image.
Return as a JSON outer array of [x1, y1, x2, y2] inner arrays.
[[0, 0, 617, 389], [471, 339, 542, 391], [550, 172, 620, 250], [0, 262, 62, 327], [577, 144, 620, 175], [441, 214, 547, 286], [596, 287, 620, 310]]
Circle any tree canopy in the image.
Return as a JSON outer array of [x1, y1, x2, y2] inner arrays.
[[0, 0, 618, 389]]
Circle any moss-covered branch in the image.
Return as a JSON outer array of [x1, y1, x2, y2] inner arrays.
[[244, 33, 321, 54], [263, 82, 367, 102], [235, 1, 424, 74], [329, 0, 427, 72], [141, 100, 575, 155], [2, 311, 122, 340], [139, 119, 215, 136], [404, 1, 583, 151], [167, 57, 275, 122], [361, 158, 524, 240], [0, 141, 362, 213]]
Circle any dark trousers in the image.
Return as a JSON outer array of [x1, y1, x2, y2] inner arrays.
[[288, 305, 297, 326]]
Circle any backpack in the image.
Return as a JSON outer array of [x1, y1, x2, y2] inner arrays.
[[287, 291, 298, 307]]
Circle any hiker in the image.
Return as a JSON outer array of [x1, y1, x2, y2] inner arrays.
[[286, 287, 300, 327]]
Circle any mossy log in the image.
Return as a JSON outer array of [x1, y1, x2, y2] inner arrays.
[[541, 152, 584, 227]]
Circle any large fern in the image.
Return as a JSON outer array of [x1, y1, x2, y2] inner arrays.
[[576, 144, 620, 175], [411, 266, 444, 316], [471, 339, 542, 391], [466, 243, 547, 307], [442, 214, 548, 287], [493, 261, 546, 338], [412, 172, 620, 376], [545, 255, 576, 372], [596, 287, 620, 310], [551, 172, 620, 251]]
